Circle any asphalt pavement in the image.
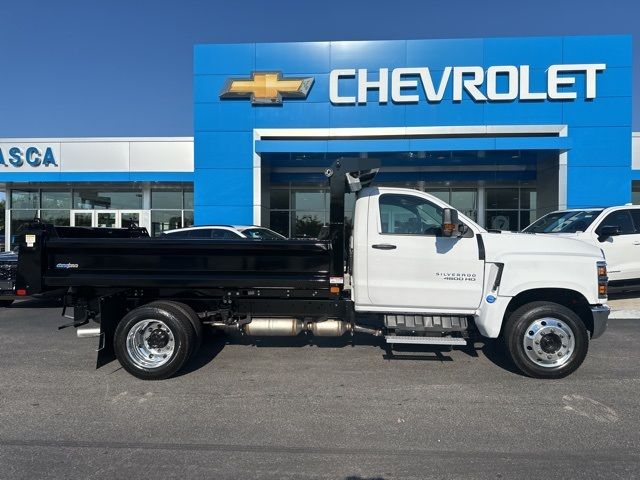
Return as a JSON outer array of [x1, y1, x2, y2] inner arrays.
[[1, 299, 639, 479]]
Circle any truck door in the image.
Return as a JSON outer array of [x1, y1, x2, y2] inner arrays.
[[366, 191, 484, 311]]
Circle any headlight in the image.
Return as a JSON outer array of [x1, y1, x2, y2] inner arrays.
[[597, 261, 608, 299]]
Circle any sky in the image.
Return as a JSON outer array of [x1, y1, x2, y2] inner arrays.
[[0, 0, 638, 137]]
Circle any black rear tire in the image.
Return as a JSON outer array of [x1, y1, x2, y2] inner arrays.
[[504, 301, 588, 379], [0, 299, 13, 307], [146, 300, 203, 359], [114, 304, 195, 380]]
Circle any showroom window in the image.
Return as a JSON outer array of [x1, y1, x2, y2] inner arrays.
[[269, 184, 356, 239], [150, 188, 194, 236], [485, 187, 537, 231], [11, 189, 39, 209], [6, 184, 194, 247], [270, 182, 537, 235], [10, 190, 41, 248], [73, 189, 143, 209], [270, 186, 327, 238], [42, 191, 72, 209], [426, 188, 477, 222], [11, 189, 73, 229], [632, 181, 640, 205]]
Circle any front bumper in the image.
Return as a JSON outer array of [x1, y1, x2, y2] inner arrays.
[[590, 305, 610, 339]]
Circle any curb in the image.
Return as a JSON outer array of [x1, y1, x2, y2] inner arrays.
[[609, 310, 640, 320]]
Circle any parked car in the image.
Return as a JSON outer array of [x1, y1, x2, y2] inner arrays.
[[523, 205, 640, 291], [161, 225, 286, 240], [0, 248, 18, 307]]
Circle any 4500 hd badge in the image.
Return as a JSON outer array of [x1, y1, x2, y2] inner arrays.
[[436, 272, 477, 282]]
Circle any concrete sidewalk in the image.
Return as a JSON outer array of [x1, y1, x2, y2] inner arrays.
[[608, 293, 640, 319]]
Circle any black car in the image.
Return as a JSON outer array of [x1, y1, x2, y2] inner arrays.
[[0, 249, 18, 307]]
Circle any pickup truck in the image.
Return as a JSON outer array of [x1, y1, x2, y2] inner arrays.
[[15, 159, 609, 380], [524, 205, 640, 292]]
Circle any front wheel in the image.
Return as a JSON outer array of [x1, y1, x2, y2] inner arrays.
[[114, 304, 195, 380], [504, 301, 588, 379]]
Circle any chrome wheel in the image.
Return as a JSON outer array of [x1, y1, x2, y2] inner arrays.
[[522, 317, 575, 368], [125, 319, 175, 369]]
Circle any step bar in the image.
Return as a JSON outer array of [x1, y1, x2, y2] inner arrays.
[[385, 335, 467, 346]]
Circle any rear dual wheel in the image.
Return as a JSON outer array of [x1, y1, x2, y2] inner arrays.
[[114, 301, 202, 380]]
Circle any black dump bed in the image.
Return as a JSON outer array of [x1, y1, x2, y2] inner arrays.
[[16, 223, 331, 295], [15, 159, 381, 297]]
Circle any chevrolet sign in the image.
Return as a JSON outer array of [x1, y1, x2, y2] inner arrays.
[[329, 64, 607, 104], [220, 64, 606, 105]]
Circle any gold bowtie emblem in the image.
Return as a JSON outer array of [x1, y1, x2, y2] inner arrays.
[[220, 72, 314, 104]]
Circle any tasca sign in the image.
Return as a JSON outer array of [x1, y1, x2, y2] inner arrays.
[[329, 64, 606, 104], [0, 144, 59, 170]]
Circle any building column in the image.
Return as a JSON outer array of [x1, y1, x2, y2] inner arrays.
[[3, 187, 9, 252], [477, 184, 486, 228]]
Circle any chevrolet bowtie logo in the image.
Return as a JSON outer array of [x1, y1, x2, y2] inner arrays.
[[220, 72, 314, 104]]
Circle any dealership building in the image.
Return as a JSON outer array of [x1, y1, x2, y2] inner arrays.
[[0, 34, 638, 248]]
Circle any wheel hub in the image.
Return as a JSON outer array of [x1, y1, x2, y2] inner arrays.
[[522, 317, 575, 368], [540, 332, 562, 354], [146, 329, 169, 349], [125, 320, 175, 369]]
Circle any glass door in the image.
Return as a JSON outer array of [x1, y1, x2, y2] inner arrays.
[[119, 210, 150, 232], [70, 210, 94, 227], [96, 210, 117, 228], [120, 210, 140, 228], [70, 209, 150, 230]]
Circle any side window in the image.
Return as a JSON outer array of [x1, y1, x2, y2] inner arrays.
[[630, 210, 640, 233], [188, 229, 212, 238], [210, 229, 242, 239], [241, 229, 261, 239], [379, 194, 443, 236], [596, 210, 635, 235]]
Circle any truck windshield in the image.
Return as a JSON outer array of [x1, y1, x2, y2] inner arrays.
[[523, 210, 603, 233]]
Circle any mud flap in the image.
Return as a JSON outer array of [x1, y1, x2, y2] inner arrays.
[[96, 294, 127, 369]]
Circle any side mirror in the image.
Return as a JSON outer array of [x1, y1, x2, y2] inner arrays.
[[597, 225, 621, 242], [442, 208, 462, 238]]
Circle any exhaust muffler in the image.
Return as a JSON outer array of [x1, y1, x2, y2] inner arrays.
[[308, 319, 350, 337], [241, 318, 382, 337], [243, 318, 304, 336]]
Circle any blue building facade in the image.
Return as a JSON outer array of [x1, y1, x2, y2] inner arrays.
[[194, 35, 634, 236]]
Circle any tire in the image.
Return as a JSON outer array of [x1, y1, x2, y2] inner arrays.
[[504, 301, 589, 379], [146, 300, 203, 359], [0, 299, 13, 307], [114, 304, 195, 380]]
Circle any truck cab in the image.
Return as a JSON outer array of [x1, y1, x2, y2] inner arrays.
[[350, 186, 608, 377]]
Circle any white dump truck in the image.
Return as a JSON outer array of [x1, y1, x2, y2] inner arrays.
[[16, 158, 609, 380]]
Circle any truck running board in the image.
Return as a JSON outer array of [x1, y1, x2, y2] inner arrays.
[[385, 335, 467, 346]]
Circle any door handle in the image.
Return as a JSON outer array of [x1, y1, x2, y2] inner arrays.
[[372, 243, 397, 250], [634, 241, 640, 246]]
